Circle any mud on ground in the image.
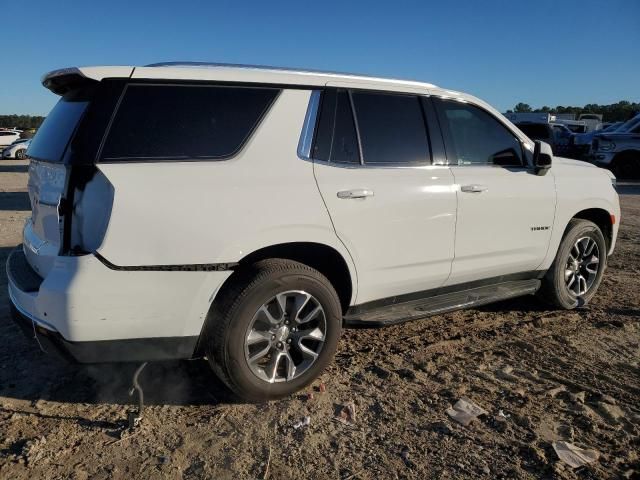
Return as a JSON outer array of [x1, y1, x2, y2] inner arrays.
[[0, 160, 638, 479]]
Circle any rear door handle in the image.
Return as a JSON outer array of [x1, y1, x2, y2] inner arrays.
[[460, 184, 488, 193], [337, 189, 374, 199]]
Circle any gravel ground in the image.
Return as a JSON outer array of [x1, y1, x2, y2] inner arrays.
[[0, 159, 638, 479]]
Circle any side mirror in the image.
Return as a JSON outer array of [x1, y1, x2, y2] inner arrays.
[[533, 140, 553, 175]]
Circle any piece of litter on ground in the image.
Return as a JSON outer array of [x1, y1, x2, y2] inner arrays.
[[334, 401, 356, 426], [552, 441, 599, 469], [292, 416, 311, 430], [498, 409, 510, 418], [446, 397, 488, 426]]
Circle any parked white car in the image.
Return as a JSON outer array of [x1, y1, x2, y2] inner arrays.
[[0, 129, 22, 147], [8, 64, 620, 401], [2, 138, 31, 159]]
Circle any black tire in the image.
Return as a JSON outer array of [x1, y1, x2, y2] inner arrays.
[[611, 152, 640, 179], [538, 219, 607, 309], [203, 259, 342, 402], [16, 149, 26, 160]]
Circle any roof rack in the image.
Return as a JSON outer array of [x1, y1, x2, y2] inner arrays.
[[144, 62, 434, 87]]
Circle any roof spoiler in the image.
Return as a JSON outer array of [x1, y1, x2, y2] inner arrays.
[[41, 68, 97, 95], [42, 66, 135, 95]]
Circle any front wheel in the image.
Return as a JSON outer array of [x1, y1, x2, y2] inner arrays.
[[16, 149, 26, 160], [538, 219, 607, 309], [203, 259, 342, 402]]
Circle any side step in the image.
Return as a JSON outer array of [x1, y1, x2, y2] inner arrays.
[[343, 279, 541, 327]]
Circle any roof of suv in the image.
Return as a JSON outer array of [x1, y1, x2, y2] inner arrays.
[[41, 63, 528, 145], [42, 62, 446, 95]]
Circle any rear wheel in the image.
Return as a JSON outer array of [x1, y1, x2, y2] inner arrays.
[[538, 219, 607, 309], [203, 259, 342, 402]]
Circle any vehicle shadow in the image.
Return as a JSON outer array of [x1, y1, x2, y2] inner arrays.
[[0, 164, 29, 173], [474, 294, 550, 314], [0, 247, 238, 410], [0, 192, 30, 211]]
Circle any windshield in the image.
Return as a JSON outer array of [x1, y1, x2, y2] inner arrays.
[[27, 89, 92, 163], [616, 115, 640, 133]]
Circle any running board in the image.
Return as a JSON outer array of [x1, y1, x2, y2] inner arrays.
[[343, 279, 541, 327]]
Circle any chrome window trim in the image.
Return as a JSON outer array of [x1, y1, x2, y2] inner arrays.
[[297, 90, 321, 160]]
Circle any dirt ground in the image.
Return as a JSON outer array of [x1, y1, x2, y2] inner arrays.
[[0, 159, 638, 479]]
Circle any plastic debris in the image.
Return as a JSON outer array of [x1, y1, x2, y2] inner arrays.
[[334, 401, 356, 426], [319, 383, 326, 393], [292, 416, 311, 430], [446, 397, 488, 426], [552, 441, 599, 469]]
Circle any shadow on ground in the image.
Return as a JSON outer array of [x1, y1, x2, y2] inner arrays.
[[0, 192, 30, 210], [0, 164, 29, 173]]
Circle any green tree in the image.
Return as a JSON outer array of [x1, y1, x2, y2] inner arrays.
[[514, 103, 532, 113]]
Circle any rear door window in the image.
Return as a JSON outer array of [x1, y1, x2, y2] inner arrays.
[[351, 92, 430, 165], [100, 84, 279, 161], [312, 89, 360, 164]]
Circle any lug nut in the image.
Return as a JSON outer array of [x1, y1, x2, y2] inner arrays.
[[287, 339, 292, 344], [285, 320, 289, 325], [271, 335, 276, 340], [277, 342, 283, 348]]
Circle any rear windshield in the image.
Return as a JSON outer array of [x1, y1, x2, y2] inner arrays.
[[517, 123, 551, 140], [28, 89, 92, 163]]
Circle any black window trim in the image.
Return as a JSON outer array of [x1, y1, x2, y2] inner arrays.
[[97, 82, 281, 164], [303, 87, 435, 169], [433, 96, 532, 170]]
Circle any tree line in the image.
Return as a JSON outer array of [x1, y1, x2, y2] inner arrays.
[[3, 100, 639, 130], [507, 101, 640, 122], [0, 115, 45, 130]]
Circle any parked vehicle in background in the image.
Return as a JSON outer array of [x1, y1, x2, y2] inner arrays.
[[504, 112, 555, 124], [8, 63, 620, 401], [550, 123, 574, 156], [2, 138, 31, 159], [0, 129, 22, 147], [554, 119, 588, 134], [3, 138, 31, 159], [590, 118, 640, 178], [515, 122, 557, 153], [578, 113, 603, 133], [572, 122, 624, 158]]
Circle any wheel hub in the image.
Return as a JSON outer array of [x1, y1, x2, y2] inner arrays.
[[274, 325, 290, 344]]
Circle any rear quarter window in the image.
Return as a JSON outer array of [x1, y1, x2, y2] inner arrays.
[[100, 84, 279, 161], [27, 88, 93, 163]]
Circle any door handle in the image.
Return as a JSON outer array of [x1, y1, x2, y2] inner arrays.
[[460, 184, 488, 193], [337, 189, 374, 199]]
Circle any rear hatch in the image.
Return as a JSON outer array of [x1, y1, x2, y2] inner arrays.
[[23, 84, 94, 277]]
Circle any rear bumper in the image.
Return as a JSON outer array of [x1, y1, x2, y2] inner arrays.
[[10, 302, 199, 363], [7, 246, 232, 363]]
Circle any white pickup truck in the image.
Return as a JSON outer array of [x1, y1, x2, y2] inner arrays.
[[7, 63, 620, 401]]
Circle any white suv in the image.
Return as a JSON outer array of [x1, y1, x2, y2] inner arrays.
[[7, 63, 620, 401]]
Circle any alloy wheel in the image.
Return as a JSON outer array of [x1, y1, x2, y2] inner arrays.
[[244, 290, 327, 383], [564, 236, 600, 296]]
